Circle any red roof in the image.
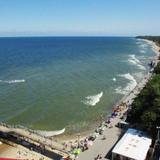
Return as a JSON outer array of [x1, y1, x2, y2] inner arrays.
[[0, 158, 24, 160]]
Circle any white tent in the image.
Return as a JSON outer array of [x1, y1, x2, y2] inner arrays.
[[112, 128, 152, 160]]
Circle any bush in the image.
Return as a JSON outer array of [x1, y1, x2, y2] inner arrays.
[[154, 63, 160, 74], [127, 75, 160, 138]]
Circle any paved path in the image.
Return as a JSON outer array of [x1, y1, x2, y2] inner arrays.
[[78, 125, 121, 160]]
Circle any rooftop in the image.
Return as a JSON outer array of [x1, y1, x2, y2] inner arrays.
[[112, 128, 152, 160]]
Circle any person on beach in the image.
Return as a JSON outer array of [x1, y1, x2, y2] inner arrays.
[[102, 135, 106, 140], [95, 154, 102, 160]]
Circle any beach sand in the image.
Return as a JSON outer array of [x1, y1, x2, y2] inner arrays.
[[0, 140, 51, 160]]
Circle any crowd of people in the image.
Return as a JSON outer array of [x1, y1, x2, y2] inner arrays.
[[60, 101, 129, 160]]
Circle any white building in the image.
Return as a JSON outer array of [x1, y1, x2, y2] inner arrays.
[[112, 128, 152, 160]]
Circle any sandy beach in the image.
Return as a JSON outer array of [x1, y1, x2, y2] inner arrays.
[[0, 140, 51, 160]]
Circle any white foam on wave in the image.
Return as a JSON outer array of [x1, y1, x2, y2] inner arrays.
[[112, 78, 117, 82], [36, 128, 65, 137], [115, 73, 137, 95], [140, 49, 146, 53], [141, 44, 148, 49], [82, 91, 103, 106], [128, 54, 146, 70], [0, 79, 25, 84], [136, 42, 141, 45], [129, 54, 141, 63], [133, 72, 144, 79], [136, 39, 148, 47]]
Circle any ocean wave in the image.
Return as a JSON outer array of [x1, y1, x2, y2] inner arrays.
[[0, 79, 26, 84], [82, 91, 103, 106], [140, 49, 146, 53], [140, 44, 148, 48], [115, 73, 137, 95], [136, 41, 143, 45], [136, 39, 146, 44], [133, 72, 144, 79], [136, 40, 148, 50], [36, 128, 65, 137], [129, 54, 141, 63], [128, 54, 146, 70]]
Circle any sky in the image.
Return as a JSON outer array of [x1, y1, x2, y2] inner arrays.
[[0, 0, 160, 36]]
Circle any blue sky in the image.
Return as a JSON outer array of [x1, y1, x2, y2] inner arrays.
[[0, 0, 160, 36]]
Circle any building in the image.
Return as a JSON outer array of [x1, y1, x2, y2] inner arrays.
[[112, 128, 152, 160]]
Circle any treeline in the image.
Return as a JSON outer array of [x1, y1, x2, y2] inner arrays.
[[154, 63, 160, 74], [136, 36, 160, 47], [127, 62, 160, 138]]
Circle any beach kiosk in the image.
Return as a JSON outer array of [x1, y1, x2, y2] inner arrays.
[[112, 128, 152, 160]]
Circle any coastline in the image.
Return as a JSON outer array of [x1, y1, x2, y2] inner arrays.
[[76, 39, 160, 160], [0, 38, 159, 159], [59, 38, 160, 142], [48, 38, 160, 158], [142, 39, 160, 55]]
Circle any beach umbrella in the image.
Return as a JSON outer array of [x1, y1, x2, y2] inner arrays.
[[69, 154, 76, 159], [77, 148, 81, 154], [92, 132, 98, 138], [73, 148, 81, 155], [99, 126, 105, 131]]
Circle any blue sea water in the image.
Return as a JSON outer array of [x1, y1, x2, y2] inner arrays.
[[0, 37, 156, 134]]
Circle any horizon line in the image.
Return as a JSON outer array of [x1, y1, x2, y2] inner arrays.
[[0, 35, 136, 38]]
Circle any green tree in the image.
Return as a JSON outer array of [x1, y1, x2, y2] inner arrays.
[[141, 111, 157, 132]]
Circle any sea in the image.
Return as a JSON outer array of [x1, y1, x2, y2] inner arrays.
[[0, 37, 156, 134]]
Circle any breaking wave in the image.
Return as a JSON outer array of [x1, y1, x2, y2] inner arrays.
[[82, 91, 103, 106], [0, 79, 26, 84], [115, 73, 137, 95], [128, 54, 146, 70], [36, 128, 65, 137], [140, 49, 146, 53]]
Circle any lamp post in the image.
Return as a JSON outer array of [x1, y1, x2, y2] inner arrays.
[[77, 133, 80, 148], [156, 126, 160, 143]]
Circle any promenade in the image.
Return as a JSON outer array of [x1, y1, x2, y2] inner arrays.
[[0, 124, 68, 159]]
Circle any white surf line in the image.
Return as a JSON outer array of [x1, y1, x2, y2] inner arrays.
[[82, 91, 103, 106], [115, 73, 137, 95], [128, 54, 146, 70], [0, 79, 26, 84]]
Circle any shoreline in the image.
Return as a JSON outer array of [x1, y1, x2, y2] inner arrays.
[[59, 38, 160, 151], [76, 39, 160, 160], [142, 39, 160, 56], [58, 38, 160, 142], [0, 38, 160, 159], [1, 39, 158, 140]]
